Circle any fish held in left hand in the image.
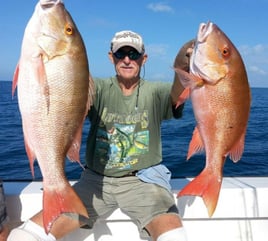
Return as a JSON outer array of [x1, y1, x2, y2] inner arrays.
[[12, 0, 94, 233], [174, 22, 251, 216]]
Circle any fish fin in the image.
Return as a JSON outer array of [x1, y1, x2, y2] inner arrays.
[[177, 167, 223, 217], [43, 183, 89, 234], [187, 127, 205, 160], [36, 56, 50, 112], [66, 74, 95, 168], [25, 143, 36, 177], [174, 68, 204, 89], [12, 62, 20, 97], [23, 129, 36, 177], [67, 74, 94, 167], [175, 87, 190, 108], [66, 121, 86, 170], [67, 138, 81, 163], [228, 133, 246, 163], [67, 119, 83, 162]]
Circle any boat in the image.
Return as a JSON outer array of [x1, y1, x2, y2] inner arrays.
[[4, 177, 268, 241]]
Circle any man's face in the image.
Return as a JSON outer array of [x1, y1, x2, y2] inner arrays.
[[111, 46, 146, 81]]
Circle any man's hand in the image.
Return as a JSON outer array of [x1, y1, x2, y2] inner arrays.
[[174, 39, 195, 72], [171, 39, 195, 105]]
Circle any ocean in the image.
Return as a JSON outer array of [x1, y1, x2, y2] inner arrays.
[[0, 80, 267, 181]]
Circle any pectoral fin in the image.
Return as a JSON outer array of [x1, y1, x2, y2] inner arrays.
[[36, 55, 50, 112]]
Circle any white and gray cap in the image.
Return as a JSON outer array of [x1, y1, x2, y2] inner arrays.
[[110, 30, 145, 53]]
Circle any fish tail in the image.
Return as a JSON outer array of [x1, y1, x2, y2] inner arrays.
[[43, 183, 89, 234], [177, 169, 222, 217]]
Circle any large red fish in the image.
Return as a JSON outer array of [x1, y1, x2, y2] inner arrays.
[[175, 22, 251, 216], [12, 0, 94, 233]]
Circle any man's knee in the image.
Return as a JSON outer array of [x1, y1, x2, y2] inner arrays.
[[7, 220, 56, 241], [157, 227, 188, 241]]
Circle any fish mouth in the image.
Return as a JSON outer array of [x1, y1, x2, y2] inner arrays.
[[40, 0, 63, 8], [189, 21, 217, 82], [190, 21, 225, 84], [37, 0, 66, 47], [197, 21, 214, 43], [190, 21, 214, 74]]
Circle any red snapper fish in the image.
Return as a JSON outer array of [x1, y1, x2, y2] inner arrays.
[[12, 0, 94, 233], [175, 22, 251, 216]]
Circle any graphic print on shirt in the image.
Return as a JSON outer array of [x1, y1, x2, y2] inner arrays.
[[95, 108, 149, 170]]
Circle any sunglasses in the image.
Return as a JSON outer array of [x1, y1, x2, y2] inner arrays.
[[113, 49, 142, 60]]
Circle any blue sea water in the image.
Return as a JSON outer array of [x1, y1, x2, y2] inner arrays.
[[0, 80, 267, 181]]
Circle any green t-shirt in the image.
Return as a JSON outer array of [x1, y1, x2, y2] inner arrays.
[[85, 77, 183, 177]]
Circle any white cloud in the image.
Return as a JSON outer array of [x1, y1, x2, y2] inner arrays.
[[249, 66, 267, 76], [239, 44, 268, 82], [147, 2, 174, 13], [87, 17, 115, 28], [239, 44, 268, 61], [252, 44, 266, 53], [146, 44, 168, 57]]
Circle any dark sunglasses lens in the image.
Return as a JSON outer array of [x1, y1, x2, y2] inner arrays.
[[113, 50, 125, 59], [128, 51, 141, 60], [114, 50, 141, 60]]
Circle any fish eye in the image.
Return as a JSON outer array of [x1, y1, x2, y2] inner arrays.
[[65, 24, 73, 35], [222, 47, 230, 57]]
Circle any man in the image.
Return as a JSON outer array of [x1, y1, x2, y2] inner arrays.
[[8, 31, 193, 241]]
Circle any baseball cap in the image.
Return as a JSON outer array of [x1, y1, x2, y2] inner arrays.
[[111, 30, 145, 54]]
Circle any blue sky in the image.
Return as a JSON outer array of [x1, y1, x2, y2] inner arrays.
[[0, 0, 267, 87]]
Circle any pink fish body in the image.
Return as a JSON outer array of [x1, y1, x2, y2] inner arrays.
[[12, 0, 94, 233], [175, 22, 251, 216]]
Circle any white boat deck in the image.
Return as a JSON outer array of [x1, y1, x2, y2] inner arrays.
[[4, 177, 268, 241]]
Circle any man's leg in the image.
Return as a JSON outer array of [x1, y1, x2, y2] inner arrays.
[[146, 213, 187, 241], [33, 210, 82, 239], [114, 174, 188, 241], [0, 225, 9, 241], [8, 169, 113, 241], [8, 209, 83, 240]]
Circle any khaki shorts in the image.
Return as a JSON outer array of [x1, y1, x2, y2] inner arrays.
[[73, 169, 179, 237]]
